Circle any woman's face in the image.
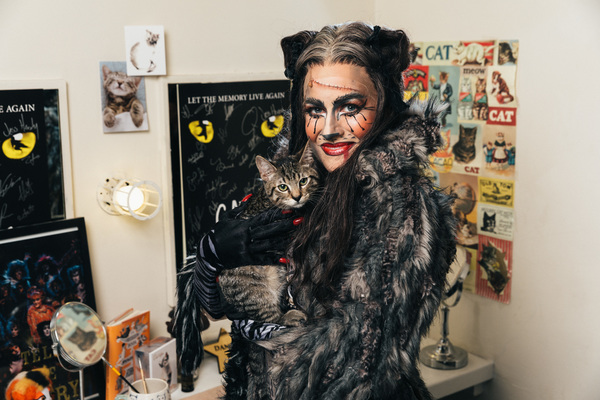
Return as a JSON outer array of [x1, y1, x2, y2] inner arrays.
[[303, 63, 378, 172]]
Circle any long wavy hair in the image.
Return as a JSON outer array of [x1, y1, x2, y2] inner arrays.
[[281, 22, 412, 309]]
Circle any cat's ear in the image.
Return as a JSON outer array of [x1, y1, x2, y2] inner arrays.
[[299, 142, 313, 165], [255, 156, 277, 182], [133, 76, 142, 88], [102, 65, 112, 80]]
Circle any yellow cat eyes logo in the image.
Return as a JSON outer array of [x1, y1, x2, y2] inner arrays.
[[2, 132, 36, 159], [261, 115, 284, 138], [189, 120, 214, 143]]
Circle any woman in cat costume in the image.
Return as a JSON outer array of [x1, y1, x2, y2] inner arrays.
[[175, 22, 456, 400]]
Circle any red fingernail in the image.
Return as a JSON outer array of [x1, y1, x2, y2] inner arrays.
[[279, 257, 289, 264], [293, 217, 303, 226], [241, 194, 253, 202], [281, 209, 293, 214]]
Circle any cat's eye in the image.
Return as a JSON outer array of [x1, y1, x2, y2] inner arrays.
[[278, 184, 289, 192], [299, 177, 309, 187]]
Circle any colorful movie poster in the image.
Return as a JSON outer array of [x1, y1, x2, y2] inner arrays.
[[418, 39, 518, 304]]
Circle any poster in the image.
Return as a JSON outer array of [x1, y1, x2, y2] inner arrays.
[[99, 61, 149, 133], [410, 39, 518, 303], [0, 89, 61, 230], [0, 218, 104, 399], [168, 78, 290, 269]]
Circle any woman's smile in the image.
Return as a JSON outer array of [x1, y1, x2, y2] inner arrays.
[[320, 142, 356, 156]]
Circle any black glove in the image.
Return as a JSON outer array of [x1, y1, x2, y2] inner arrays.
[[211, 202, 298, 269]]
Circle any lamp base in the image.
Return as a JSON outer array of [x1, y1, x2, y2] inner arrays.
[[420, 337, 468, 370]]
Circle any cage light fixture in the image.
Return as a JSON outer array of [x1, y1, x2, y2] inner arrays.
[[97, 176, 162, 221]]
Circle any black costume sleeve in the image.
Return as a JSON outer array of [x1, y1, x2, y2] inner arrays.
[[192, 230, 226, 319]]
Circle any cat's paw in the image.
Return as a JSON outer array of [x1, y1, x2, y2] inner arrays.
[[103, 113, 116, 127], [280, 310, 307, 327], [131, 102, 144, 127]]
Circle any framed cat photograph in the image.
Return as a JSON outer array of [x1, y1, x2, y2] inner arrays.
[[125, 25, 167, 76], [99, 61, 149, 133], [0, 80, 74, 230]]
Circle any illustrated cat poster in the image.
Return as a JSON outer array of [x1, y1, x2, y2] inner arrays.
[[125, 25, 166, 76], [481, 124, 516, 179], [450, 123, 483, 176], [99, 61, 149, 133], [428, 65, 459, 129], [436, 172, 479, 248], [477, 203, 514, 241], [415, 38, 518, 304], [476, 235, 512, 304]]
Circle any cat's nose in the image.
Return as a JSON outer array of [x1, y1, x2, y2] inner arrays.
[[292, 195, 302, 203]]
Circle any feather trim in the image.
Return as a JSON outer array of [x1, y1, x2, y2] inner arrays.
[[173, 255, 205, 376]]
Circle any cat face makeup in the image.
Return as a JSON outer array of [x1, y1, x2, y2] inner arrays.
[[303, 63, 377, 172]]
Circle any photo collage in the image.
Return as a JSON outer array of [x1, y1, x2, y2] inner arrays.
[[405, 39, 518, 303]]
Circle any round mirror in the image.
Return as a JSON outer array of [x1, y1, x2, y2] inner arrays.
[[50, 302, 107, 370]]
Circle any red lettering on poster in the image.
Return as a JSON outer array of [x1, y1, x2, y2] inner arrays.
[[488, 107, 517, 126]]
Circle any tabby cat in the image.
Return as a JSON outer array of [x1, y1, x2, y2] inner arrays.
[[452, 125, 477, 163], [218, 146, 319, 326], [102, 66, 144, 128]]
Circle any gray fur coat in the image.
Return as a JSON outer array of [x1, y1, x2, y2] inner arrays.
[[231, 100, 458, 400]]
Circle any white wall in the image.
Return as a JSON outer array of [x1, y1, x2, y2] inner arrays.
[[376, 0, 600, 399], [2, 1, 599, 399]]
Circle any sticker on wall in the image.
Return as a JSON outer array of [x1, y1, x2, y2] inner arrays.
[[451, 123, 484, 176], [477, 203, 514, 241], [437, 172, 479, 248], [481, 124, 516, 179], [478, 176, 514, 208], [495, 40, 519, 66], [476, 235, 512, 303], [99, 61, 149, 133], [125, 25, 167, 76]]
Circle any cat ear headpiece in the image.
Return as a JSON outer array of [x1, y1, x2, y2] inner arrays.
[[281, 30, 317, 80]]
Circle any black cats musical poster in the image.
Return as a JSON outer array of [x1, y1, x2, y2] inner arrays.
[[0, 218, 104, 400], [168, 79, 290, 270], [406, 39, 518, 303], [0, 89, 53, 230]]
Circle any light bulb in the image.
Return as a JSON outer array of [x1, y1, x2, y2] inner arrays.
[[114, 185, 145, 212]]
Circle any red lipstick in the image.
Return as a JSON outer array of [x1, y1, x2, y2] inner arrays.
[[321, 142, 355, 156]]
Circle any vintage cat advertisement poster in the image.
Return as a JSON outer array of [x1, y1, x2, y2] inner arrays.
[[99, 61, 149, 133], [125, 25, 166, 76], [477, 203, 514, 241], [476, 235, 512, 304], [416, 39, 518, 304]]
